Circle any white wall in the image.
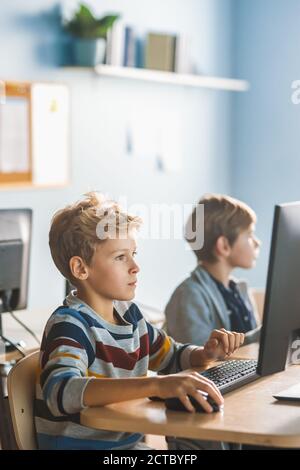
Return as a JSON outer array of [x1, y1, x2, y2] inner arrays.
[[232, 0, 300, 288], [0, 0, 234, 312]]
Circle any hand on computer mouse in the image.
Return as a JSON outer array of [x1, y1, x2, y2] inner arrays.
[[165, 393, 222, 413], [155, 370, 224, 413]]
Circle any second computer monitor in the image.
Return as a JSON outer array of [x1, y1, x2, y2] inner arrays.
[[258, 202, 300, 376]]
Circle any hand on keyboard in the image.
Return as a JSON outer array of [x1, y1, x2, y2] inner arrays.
[[202, 328, 245, 362]]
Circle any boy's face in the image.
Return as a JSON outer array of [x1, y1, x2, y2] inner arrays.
[[227, 223, 260, 269], [77, 234, 139, 301]]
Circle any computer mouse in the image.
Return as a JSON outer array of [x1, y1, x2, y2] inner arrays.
[[165, 395, 221, 413]]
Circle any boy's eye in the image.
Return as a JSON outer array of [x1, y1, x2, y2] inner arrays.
[[115, 251, 137, 260]]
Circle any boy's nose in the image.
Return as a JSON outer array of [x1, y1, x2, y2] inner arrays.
[[131, 261, 140, 273], [255, 237, 261, 248]]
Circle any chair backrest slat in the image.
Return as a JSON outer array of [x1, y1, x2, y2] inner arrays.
[[7, 350, 39, 450]]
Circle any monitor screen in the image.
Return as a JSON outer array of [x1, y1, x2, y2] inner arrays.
[[258, 202, 300, 376], [0, 209, 32, 315]]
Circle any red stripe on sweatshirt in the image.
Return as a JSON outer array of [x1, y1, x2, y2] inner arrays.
[[95, 333, 150, 370], [42, 338, 84, 368]]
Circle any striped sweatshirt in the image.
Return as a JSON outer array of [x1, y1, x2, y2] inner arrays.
[[34, 292, 196, 450]]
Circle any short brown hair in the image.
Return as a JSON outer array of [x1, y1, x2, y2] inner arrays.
[[186, 194, 256, 263], [49, 192, 141, 282]]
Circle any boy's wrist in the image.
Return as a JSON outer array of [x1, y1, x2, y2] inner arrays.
[[190, 347, 212, 367], [150, 375, 164, 398]]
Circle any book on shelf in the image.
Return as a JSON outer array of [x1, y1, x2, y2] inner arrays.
[[174, 34, 192, 74], [105, 25, 192, 75], [106, 19, 126, 66], [106, 21, 139, 68], [123, 26, 136, 67], [145, 33, 176, 72]]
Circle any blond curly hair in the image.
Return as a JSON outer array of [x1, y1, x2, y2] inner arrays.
[[49, 192, 141, 282]]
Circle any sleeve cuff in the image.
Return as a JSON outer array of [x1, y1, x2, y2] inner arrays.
[[62, 376, 93, 414], [180, 345, 199, 370], [244, 325, 261, 345]]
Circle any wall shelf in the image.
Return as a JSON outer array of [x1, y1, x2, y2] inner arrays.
[[93, 65, 249, 92]]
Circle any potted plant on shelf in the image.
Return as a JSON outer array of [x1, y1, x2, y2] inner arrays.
[[63, 3, 120, 67]]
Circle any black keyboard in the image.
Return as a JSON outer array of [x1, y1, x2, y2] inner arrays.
[[201, 359, 258, 394]]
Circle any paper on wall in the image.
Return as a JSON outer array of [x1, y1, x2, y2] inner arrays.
[[31, 83, 69, 185], [0, 98, 30, 173]]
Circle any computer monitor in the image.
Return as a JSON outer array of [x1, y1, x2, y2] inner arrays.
[[0, 209, 32, 337], [257, 202, 300, 376]]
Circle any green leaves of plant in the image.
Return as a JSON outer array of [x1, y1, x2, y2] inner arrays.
[[64, 3, 120, 39], [94, 15, 120, 39]]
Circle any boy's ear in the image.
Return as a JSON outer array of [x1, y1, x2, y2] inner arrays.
[[215, 236, 231, 258], [69, 256, 89, 281]]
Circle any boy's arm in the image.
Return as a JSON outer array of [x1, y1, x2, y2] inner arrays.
[[146, 320, 195, 374], [83, 370, 224, 413], [39, 311, 94, 416], [82, 325, 242, 411], [83, 376, 158, 406], [145, 320, 232, 375], [40, 313, 221, 414]]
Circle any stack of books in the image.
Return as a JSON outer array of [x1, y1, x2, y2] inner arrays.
[[106, 21, 191, 74]]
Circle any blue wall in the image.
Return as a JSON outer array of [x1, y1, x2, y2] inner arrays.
[[232, 0, 300, 287], [0, 0, 234, 311]]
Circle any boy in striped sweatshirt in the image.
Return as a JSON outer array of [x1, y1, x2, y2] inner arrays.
[[35, 192, 245, 450]]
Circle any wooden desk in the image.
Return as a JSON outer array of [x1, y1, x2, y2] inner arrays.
[[81, 344, 300, 448]]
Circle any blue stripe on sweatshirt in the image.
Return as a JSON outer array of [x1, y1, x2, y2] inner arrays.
[[43, 370, 77, 406], [56, 307, 137, 340]]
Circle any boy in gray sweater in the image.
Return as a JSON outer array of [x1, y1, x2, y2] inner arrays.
[[165, 194, 261, 347]]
